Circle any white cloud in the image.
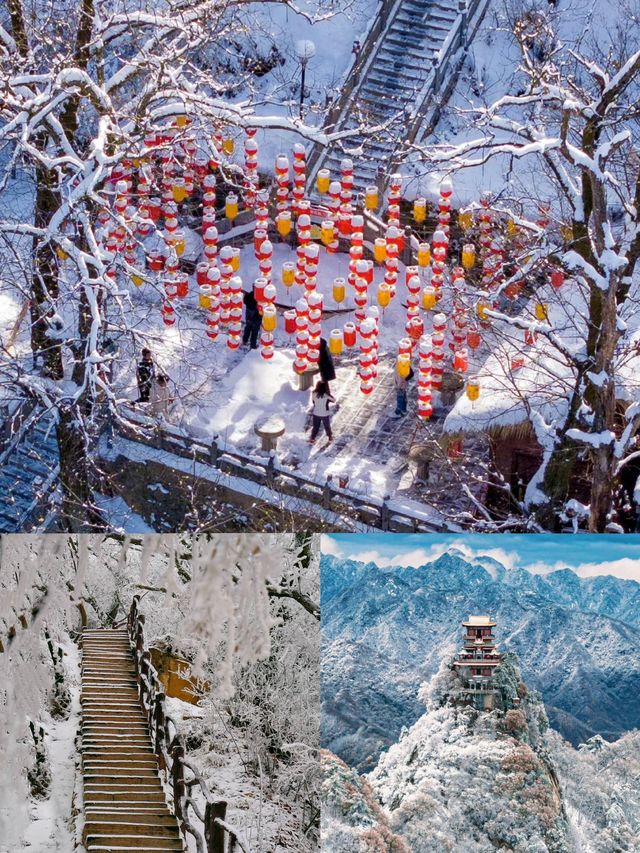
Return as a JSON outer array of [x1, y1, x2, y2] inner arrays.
[[526, 558, 640, 581], [320, 535, 344, 559]]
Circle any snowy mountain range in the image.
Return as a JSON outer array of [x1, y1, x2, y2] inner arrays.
[[321, 550, 640, 771]]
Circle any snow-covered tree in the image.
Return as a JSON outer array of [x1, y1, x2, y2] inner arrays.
[[0, 0, 343, 530], [417, 2, 640, 531]]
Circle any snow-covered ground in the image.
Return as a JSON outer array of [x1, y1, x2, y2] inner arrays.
[[107, 235, 454, 516]]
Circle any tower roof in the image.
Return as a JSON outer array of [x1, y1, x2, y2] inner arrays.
[[462, 614, 496, 627]]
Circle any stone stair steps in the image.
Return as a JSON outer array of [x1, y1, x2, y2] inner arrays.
[[0, 405, 59, 532], [308, 0, 468, 194], [80, 628, 184, 852]]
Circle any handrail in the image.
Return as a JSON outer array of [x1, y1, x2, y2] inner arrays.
[[127, 596, 247, 853], [307, 0, 492, 192], [305, 0, 400, 183], [106, 411, 448, 533]]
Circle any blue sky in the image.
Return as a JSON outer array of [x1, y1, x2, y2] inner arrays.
[[321, 533, 640, 580]]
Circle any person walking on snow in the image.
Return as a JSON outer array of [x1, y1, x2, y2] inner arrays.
[[149, 374, 173, 419], [394, 366, 413, 417], [243, 289, 262, 349], [318, 338, 336, 388], [136, 348, 155, 403], [309, 380, 335, 444]]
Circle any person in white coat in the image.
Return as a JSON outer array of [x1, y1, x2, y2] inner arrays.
[[149, 374, 173, 419], [309, 380, 335, 444]]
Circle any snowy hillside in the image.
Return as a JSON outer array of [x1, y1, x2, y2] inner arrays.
[[321, 550, 640, 770], [322, 650, 640, 852], [369, 656, 571, 853]]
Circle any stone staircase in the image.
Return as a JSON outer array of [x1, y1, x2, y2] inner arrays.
[[0, 407, 59, 532], [80, 628, 185, 852], [308, 0, 476, 194]]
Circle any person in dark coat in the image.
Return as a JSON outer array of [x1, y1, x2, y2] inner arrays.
[[318, 338, 336, 387], [243, 290, 262, 349], [136, 348, 155, 402]]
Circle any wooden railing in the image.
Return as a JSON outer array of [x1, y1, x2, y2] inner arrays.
[[127, 596, 246, 853], [106, 412, 447, 532]]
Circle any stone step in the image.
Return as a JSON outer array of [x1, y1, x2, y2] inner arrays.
[[84, 789, 167, 804], [82, 724, 150, 735], [82, 712, 147, 721], [83, 737, 153, 747], [86, 836, 182, 851], [84, 766, 160, 778], [85, 824, 180, 840], [83, 746, 155, 756], [84, 815, 178, 830], [85, 806, 174, 817], [86, 845, 183, 852], [84, 776, 165, 789]]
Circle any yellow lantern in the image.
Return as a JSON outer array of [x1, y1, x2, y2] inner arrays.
[[535, 302, 548, 321], [174, 230, 186, 256], [321, 220, 335, 246], [422, 286, 436, 310], [458, 210, 473, 230], [462, 243, 476, 270], [373, 238, 387, 263], [333, 278, 346, 304], [172, 180, 187, 203], [560, 224, 573, 242], [417, 242, 431, 267], [282, 262, 295, 286], [225, 193, 238, 220], [316, 169, 331, 194], [413, 198, 427, 223], [55, 246, 69, 261], [329, 329, 343, 356], [175, 114, 189, 128], [466, 377, 480, 401], [377, 282, 391, 308], [199, 285, 212, 309], [277, 212, 292, 237], [365, 186, 379, 210], [131, 272, 144, 287], [222, 137, 235, 155], [230, 247, 241, 272], [476, 301, 490, 321], [397, 354, 411, 379], [506, 218, 519, 236], [262, 304, 277, 332]]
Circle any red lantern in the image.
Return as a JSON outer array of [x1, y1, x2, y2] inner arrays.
[[467, 330, 481, 350], [551, 269, 565, 289]]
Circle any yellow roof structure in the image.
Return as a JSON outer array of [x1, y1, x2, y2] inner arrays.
[[462, 614, 496, 627]]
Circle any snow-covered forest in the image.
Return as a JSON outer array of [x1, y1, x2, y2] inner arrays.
[[0, 532, 320, 852]]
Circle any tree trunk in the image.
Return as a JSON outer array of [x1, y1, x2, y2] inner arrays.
[[56, 402, 100, 532], [31, 161, 64, 379]]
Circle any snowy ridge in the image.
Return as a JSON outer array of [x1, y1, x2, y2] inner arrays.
[[323, 647, 640, 851]]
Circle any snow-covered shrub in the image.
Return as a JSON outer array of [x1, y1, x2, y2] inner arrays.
[[44, 628, 71, 719], [417, 657, 461, 710], [502, 708, 528, 735], [26, 722, 51, 800], [321, 751, 409, 853]]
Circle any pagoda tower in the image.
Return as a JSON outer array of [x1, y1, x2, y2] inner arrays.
[[452, 614, 502, 710]]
